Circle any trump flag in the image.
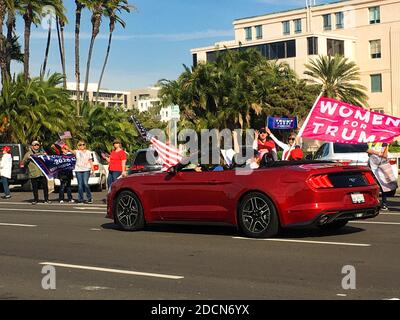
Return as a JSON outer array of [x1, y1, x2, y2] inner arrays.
[[298, 96, 400, 144]]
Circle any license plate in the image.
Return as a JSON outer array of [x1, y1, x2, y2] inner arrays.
[[351, 193, 365, 204]]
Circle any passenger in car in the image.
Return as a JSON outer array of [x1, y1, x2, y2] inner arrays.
[[265, 128, 302, 160]]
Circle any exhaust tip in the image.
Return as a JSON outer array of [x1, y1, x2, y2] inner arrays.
[[319, 215, 330, 225]]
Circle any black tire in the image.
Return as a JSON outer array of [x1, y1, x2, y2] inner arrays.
[[318, 220, 348, 231], [238, 192, 279, 238], [114, 190, 145, 231]]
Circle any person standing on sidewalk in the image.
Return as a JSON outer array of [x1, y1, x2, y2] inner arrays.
[[102, 139, 127, 191], [57, 145, 75, 204], [67, 141, 94, 204], [0, 146, 12, 199], [22, 141, 50, 205]]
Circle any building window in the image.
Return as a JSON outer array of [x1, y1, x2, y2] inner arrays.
[[192, 53, 198, 67], [267, 40, 296, 59], [371, 74, 382, 92], [255, 25, 263, 39], [294, 19, 302, 33], [336, 12, 344, 29], [323, 14, 332, 30], [307, 37, 318, 55], [370, 40, 381, 59], [327, 39, 344, 56], [245, 27, 252, 41], [369, 6, 380, 24], [282, 21, 290, 35]]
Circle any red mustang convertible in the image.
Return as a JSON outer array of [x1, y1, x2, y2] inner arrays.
[[106, 159, 380, 238]]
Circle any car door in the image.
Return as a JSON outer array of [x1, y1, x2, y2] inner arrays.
[[156, 169, 232, 221]]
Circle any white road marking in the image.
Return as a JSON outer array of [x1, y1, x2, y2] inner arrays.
[[74, 207, 105, 210], [350, 221, 400, 226], [39, 262, 184, 280], [82, 286, 110, 291], [336, 294, 347, 297], [233, 237, 371, 247], [90, 228, 102, 231], [0, 223, 37, 228], [380, 212, 400, 216], [0, 208, 105, 215], [0, 201, 107, 207]]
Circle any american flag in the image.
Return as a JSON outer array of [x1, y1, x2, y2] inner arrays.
[[130, 115, 183, 170]]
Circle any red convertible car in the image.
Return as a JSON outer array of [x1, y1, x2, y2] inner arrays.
[[106, 159, 380, 238]]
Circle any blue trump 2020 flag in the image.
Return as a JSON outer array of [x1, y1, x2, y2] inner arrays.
[[30, 154, 76, 180]]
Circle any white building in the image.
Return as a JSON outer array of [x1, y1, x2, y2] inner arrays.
[[66, 82, 131, 109], [130, 87, 161, 112]]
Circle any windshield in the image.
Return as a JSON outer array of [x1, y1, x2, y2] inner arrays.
[[333, 143, 368, 153]]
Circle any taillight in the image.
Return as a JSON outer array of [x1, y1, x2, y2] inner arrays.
[[389, 158, 397, 166], [307, 174, 334, 189], [93, 164, 99, 171], [364, 171, 377, 185], [19, 163, 24, 168]]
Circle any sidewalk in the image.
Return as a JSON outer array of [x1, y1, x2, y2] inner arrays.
[[1, 186, 108, 205]]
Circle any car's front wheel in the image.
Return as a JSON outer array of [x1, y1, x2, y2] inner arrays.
[[238, 192, 279, 238], [114, 191, 145, 231]]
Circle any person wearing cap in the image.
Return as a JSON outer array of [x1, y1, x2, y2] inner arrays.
[[22, 141, 50, 204], [65, 141, 94, 204], [265, 128, 303, 161], [0, 146, 12, 199], [57, 145, 75, 204], [253, 128, 278, 161], [102, 139, 127, 191]]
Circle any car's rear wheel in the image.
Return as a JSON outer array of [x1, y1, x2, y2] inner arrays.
[[114, 191, 144, 231], [238, 192, 279, 238], [318, 220, 348, 231]]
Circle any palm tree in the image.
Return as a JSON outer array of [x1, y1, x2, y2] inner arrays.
[[304, 55, 368, 107], [95, 0, 132, 101], [83, 0, 104, 101], [0, 0, 9, 85], [40, 0, 66, 80], [0, 73, 79, 143], [56, 15, 67, 88], [75, 0, 86, 115]]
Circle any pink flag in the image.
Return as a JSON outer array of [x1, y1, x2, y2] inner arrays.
[[298, 96, 400, 144]]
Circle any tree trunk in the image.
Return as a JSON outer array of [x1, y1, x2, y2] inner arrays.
[[23, 9, 32, 83], [40, 19, 52, 80], [6, 10, 16, 78], [56, 16, 67, 88], [83, 35, 96, 102], [83, 9, 102, 101], [75, 1, 83, 116], [96, 29, 114, 102], [0, 0, 8, 85]]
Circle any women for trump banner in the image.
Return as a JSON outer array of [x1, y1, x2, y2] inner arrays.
[[298, 96, 400, 143]]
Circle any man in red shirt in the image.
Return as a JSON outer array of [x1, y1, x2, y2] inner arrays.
[[103, 139, 127, 191]]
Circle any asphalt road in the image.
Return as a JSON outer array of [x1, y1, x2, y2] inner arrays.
[[0, 189, 399, 300]]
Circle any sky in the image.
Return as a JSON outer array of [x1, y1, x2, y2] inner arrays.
[[13, 0, 338, 91]]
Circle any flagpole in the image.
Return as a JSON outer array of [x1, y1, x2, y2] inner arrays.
[[297, 92, 323, 138]]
